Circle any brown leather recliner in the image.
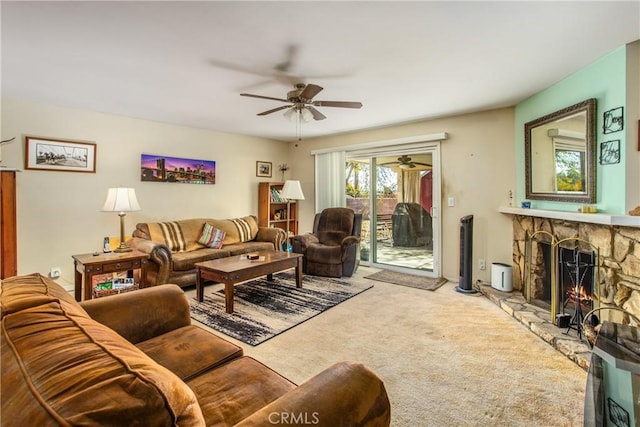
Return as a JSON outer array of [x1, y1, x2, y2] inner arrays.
[[292, 207, 362, 277]]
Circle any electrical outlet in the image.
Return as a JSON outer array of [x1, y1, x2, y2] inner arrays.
[[478, 259, 486, 271], [49, 267, 62, 279]]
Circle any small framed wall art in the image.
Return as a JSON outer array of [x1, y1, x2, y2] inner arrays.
[[603, 107, 624, 134], [25, 136, 97, 173], [600, 139, 620, 165], [256, 161, 272, 178]]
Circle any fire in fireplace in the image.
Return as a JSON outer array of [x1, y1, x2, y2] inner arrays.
[[525, 236, 599, 334], [558, 247, 597, 338]]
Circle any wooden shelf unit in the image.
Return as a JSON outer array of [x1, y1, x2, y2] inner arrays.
[[258, 182, 298, 236]]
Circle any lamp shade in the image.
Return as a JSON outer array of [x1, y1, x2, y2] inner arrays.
[[283, 108, 297, 122], [101, 188, 141, 212], [280, 180, 305, 201], [300, 108, 313, 123]]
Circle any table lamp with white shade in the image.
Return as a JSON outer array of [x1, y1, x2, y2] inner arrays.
[[101, 187, 141, 253], [279, 180, 305, 251]]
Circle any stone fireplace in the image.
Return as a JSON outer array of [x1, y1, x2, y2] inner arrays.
[[503, 207, 640, 326]]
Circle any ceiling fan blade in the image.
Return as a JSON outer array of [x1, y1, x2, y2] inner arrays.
[[241, 93, 289, 103], [257, 105, 292, 116], [307, 106, 327, 121], [274, 44, 299, 72], [313, 101, 363, 109], [299, 84, 323, 101], [209, 58, 269, 76]]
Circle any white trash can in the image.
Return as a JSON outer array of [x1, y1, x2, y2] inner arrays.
[[491, 263, 513, 292]]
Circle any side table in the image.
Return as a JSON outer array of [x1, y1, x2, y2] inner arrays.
[[72, 251, 149, 301]]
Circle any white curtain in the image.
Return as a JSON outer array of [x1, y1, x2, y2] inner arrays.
[[314, 151, 346, 211], [402, 170, 421, 203]]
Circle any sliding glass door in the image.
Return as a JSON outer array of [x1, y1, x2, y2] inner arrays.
[[346, 147, 440, 276]]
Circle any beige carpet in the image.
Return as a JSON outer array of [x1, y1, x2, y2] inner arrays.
[[365, 270, 447, 291], [186, 266, 586, 426]]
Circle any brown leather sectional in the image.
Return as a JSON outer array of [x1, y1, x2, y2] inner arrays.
[[1, 273, 391, 426]]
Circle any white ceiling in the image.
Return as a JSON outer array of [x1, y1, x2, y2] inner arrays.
[[2, 1, 639, 142]]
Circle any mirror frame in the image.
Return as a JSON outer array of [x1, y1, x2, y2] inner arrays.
[[524, 98, 597, 203]]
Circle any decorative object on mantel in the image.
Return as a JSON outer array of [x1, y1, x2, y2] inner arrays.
[[629, 206, 640, 216], [141, 154, 216, 184], [600, 139, 620, 165], [580, 204, 598, 214], [278, 163, 289, 181], [603, 106, 623, 134], [25, 136, 96, 173], [256, 160, 272, 178], [101, 187, 141, 253]]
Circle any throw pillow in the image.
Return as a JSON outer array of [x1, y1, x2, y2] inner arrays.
[[205, 215, 260, 245], [198, 223, 226, 249], [229, 216, 259, 243], [148, 221, 187, 252]]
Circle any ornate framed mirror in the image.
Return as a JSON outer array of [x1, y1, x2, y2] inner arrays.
[[524, 98, 597, 203]]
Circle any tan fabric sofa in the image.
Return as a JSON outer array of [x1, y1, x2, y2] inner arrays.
[[127, 215, 286, 287], [1, 273, 391, 426]]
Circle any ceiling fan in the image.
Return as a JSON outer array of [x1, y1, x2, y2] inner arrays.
[[380, 155, 431, 169], [240, 83, 363, 121], [210, 44, 348, 90]]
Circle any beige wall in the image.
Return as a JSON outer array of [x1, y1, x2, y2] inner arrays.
[[1, 97, 288, 291], [287, 107, 516, 282], [1, 97, 516, 287]]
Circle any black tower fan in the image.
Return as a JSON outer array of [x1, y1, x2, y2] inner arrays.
[[456, 215, 477, 294]]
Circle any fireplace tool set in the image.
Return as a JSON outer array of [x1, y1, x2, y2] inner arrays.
[[561, 250, 596, 340]]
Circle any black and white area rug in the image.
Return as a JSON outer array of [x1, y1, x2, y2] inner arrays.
[[190, 272, 373, 346]]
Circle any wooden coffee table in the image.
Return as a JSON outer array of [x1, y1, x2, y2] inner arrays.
[[195, 251, 303, 313]]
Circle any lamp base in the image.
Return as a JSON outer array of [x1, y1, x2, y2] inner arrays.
[[114, 244, 132, 253]]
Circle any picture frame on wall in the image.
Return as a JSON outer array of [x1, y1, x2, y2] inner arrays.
[[600, 139, 620, 165], [25, 136, 97, 173], [256, 161, 272, 178], [140, 153, 216, 184], [603, 107, 624, 134]]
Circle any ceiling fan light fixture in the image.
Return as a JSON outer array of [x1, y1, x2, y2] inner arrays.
[[283, 108, 297, 122], [300, 107, 313, 123]]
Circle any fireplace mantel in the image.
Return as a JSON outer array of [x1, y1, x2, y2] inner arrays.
[[499, 206, 640, 227]]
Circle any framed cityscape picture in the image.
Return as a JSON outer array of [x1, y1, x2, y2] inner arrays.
[[141, 154, 216, 184], [25, 136, 96, 173]]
